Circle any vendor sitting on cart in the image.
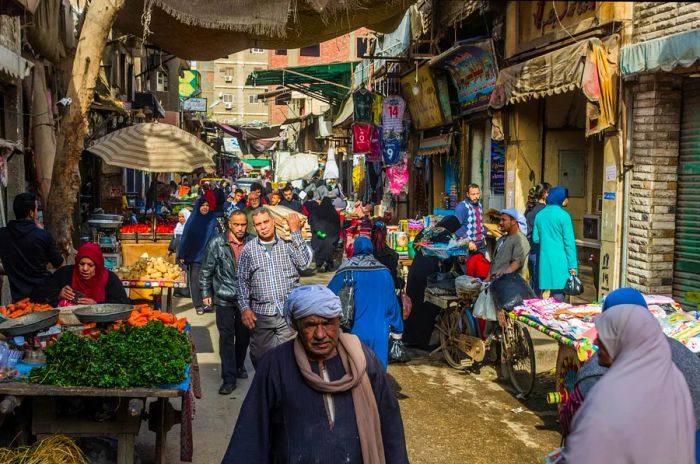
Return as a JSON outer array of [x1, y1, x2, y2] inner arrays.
[[473, 209, 530, 324], [31, 243, 130, 307]]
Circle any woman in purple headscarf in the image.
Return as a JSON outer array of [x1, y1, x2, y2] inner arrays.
[[563, 288, 695, 463]]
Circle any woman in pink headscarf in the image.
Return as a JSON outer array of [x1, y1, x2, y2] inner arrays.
[[563, 288, 695, 463]]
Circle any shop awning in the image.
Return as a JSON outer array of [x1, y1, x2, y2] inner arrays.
[[0, 44, 32, 80], [86, 123, 215, 172], [243, 158, 271, 168], [621, 28, 700, 76], [246, 62, 358, 106], [115, 0, 411, 61], [418, 133, 453, 156], [489, 36, 619, 109]]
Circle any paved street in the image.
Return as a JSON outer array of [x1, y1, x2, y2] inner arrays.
[[133, 273, 562, 463]]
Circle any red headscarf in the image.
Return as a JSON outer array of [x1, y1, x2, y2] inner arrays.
[[72, 243, 109, 303], [203, 190, 217, 211]]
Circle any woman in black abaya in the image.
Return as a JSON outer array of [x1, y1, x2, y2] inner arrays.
[[308, 193, 341, 272], [404, 215, 461, 350]]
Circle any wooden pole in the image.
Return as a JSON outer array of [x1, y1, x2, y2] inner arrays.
[[45, 0, 126, 257]]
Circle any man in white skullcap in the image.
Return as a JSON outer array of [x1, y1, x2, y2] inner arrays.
[[222, 285, 409, 464]]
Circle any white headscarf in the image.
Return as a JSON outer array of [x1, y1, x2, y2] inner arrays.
[[174, 208, 191, 236], [563, 303, 695, 464], [284, 285, 342, 325]]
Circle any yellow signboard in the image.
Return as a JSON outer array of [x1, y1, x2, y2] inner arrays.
[[400, 65, 445, 130]]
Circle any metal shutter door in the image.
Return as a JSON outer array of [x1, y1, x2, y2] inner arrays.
[[674, 79, 700, 310]]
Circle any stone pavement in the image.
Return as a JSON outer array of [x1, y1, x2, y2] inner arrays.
[[131, 270, 562, 463]]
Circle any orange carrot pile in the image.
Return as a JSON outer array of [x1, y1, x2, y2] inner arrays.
[[0, 299, 53, 319], [120, 304, 187, 331]]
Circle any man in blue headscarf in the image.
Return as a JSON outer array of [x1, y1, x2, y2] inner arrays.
[[223, 284, 409, 464]]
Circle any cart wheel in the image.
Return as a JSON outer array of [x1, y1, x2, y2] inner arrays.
[[439, 309, 477, 370], [503, 320, 536, 396]]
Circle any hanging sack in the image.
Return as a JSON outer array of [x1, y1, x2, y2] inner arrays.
[[489, 272, 537, 310], [389, 333, 409, 363], [338, 271, 356, 331], [564, 275, 584, 296], [473, 288, 498, 321]]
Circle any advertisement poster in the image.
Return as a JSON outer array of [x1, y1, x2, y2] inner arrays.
[[400, 64, 445, 130], [439, 39, 498, 115], [490, 139, 505, 195]]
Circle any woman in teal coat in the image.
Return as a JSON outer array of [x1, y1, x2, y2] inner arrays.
[[532, 186, 578, 300]]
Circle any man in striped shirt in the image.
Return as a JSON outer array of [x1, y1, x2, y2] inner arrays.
[[237, 207, 312, 366]]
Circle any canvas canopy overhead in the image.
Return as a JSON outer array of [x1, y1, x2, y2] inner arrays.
[[246, 62, 358, 106], [115, 0, 411, 61], [621, 28, 700, 76], [489, 36, 619, 108], [418, 133, 453, 156], [86, 123, 215, 172], [489, 36, 619, 136]]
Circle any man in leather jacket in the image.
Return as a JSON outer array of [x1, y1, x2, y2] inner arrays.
[[200, 210, 253, 394]]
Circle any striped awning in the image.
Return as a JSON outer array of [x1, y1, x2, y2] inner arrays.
[[87, 123, 215, 173], [418, 133, 453, 156]]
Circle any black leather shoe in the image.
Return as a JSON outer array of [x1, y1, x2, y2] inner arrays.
[[236, 368, 248, 379], [219, 383, 236, 395]]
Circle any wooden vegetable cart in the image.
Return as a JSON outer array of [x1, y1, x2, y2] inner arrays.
[[0, 345, 202, 464]]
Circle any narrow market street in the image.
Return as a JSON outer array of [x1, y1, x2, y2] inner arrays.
[[133, 286, 561, 464]]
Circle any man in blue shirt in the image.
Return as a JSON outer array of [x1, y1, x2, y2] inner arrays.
[[454, 183, 486, 252]]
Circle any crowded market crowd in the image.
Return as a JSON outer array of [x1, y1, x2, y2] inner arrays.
[[0, 177, 699, 464]]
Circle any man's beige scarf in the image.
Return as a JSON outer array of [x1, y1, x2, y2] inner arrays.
[[294, 332, 385, 464]]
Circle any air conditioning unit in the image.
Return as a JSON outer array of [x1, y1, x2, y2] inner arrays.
[[218, 92, 224, 99], [224, 103, 233, 110], [224, 76, 233, 82]]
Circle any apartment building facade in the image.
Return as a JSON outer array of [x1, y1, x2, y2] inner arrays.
[[196, 49, 270, 125]]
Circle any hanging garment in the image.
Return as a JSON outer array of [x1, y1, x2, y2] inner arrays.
[[323, 148, 339, 180], [367, 125, 383, 162], [364, 160, 383, 205], [382, 137, 402, 166], [352, 123, 373, 154], [382, 95, 406, 138], [372, 94, 384, 125], [386, 157, 408, 195], [353, 88, 374, 122]]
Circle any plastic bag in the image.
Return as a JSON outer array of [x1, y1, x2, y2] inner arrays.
[[489, 272, 537, 310], [389, 334, 409, 363], [564, 275, 584, 296], [338, 272, 355, 331], [472, 289, 498, 321]]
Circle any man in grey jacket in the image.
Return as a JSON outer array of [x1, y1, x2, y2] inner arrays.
[[201, 210, 253, 394]]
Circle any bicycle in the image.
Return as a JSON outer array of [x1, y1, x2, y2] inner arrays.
[[431, 287, 537, 396]]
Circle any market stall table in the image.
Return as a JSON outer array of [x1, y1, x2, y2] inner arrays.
[[120, 278, 187, 314], [511, 295, 700, 409]]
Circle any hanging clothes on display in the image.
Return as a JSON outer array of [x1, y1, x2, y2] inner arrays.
[[352, 123, 373, 154], [364, 160, 383, 205], [382, 137, 402, 166], [352, 87, 374, 122], [386, 156, 409, 195], [367, 125, 383, 162], [323, 147, 339, 180], [352, 157, 364, 194], [381, 95, 406, 138], [372, 94, 384, 125]]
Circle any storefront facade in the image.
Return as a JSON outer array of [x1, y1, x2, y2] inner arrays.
[[620, 2, 700, 309], [492, 2, 631, 299]]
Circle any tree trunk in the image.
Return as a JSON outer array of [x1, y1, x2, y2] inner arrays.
[[45, 0, 125, 257]]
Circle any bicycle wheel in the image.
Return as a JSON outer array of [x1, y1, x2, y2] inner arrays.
[[439, 309, 477, 370], [503, 320, 536, 396]]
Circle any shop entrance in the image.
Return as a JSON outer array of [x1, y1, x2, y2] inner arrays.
[[543, 93, 604, 299]]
